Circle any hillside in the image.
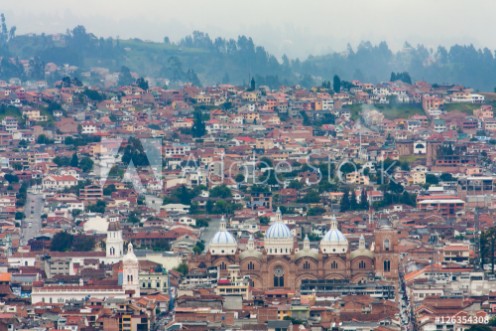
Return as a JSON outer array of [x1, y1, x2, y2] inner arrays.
[[1, 19, 496, 90]]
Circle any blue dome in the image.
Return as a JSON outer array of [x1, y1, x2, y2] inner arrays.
[[320, 215, 348, 253], [322, 229, 347, 244], [265, 222, 292, 239], [210, 230, 237, 245]]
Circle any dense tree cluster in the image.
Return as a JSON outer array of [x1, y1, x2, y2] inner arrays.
[[2, 13, 496, 90], [50, 232, 95, 252]]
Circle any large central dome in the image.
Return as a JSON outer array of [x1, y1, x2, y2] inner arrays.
[[265, 221, 292, 239], [320, 215, 348, 254], [264, 208, 294, 255]]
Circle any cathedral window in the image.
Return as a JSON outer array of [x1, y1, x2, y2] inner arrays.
[[303, 261, 310, 270], [331, 261, 338, 269], [359, 261, 366, 269], [384, 260, 391, 272], [220, 262, 227, 270], [273, 267, 284, 287], [248, 262, 255, 270], [384, 239, 390, 251]]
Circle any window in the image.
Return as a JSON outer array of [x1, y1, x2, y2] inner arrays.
[[331, 261, 338, 269], [248, 262, 255, 270], [303, 261, 310, 270], [384, 260, 391, 272], [273, 267, 284, 287], [384, 239, 390, 251], [220, 262, 226, 270], [359, 261, 366, 269]]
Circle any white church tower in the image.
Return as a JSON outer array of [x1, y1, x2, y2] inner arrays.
[[122, 242, 140, 297], [106, 218, 123, 264]]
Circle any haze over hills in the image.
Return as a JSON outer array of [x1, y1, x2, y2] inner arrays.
[[2, 19, 496, 90]]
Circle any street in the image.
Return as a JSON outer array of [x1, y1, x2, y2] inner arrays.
[[398, 270, 414, 330], [21, 192, 44, 246]]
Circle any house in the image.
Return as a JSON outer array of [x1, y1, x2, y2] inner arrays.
[[42, 175, 78, 190]]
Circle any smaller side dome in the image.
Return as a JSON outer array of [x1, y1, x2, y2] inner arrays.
[[209, 216, 237, 255]]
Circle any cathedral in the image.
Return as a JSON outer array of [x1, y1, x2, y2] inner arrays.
[[196, 209, 399, 291]]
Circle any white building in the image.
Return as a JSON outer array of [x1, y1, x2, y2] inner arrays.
[[106, 219, 124, 264], [122, 243, 140, 297]]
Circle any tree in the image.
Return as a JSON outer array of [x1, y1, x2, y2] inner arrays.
[[298, 190, 321, 203], [103, 184, 116, 196], [440, 173, 454, 181], [18, 139, 29, 148], [206, 200, 214, 214], [480, 227, 496, 273], [36, 134, 52, 144], [360, 189, 369, 210], [234, 174, 245, 183], [390, 71, 412, 84], [259, 216, 270, 225], [50, 232, 74, 252], [192, 110, 206, 137], [136, 77, 149, 91], [350, 190, 358, 210], [118, 65, 134, 86], [307, 206, 326, 216], [193, 240, 205, 254], [210, 185, 232, 199], [425, 174, 439, 185], [288, 180, 303, 190], [53, 156, 71, 167], [87, 200, 106, 213], [70, 153, 79, 167], [72, 235, 95, 251], [175, 262, 189, 276], [4, 173, 18, 183], [333, 75, 341, 93], [152, 239, 171, 252], [71, 209, 82, 218], [79, 157, 94, 172], [249, 77, 256, 91], [340, 190, 350, 212]]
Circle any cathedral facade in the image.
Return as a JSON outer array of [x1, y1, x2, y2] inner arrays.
[[196, 210, 399, 291]]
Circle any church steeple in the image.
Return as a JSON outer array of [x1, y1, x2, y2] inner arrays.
[[106, 218, 123, 264], [359, 234, 366, 250], [247, 235, 255, 250], [276, 207, 282, 223], [303, 234, 310, 251], [220, 215, 227, 231], [123, 242, 140, 297], [330, 215, 338, 230]]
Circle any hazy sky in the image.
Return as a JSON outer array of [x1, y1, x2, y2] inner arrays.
[[4, 0, 496, 59]]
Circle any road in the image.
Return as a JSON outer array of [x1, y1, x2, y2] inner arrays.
[[398, 269, 414, 330], [199, 217, 221, 253], [21, 193, 44, 246]]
